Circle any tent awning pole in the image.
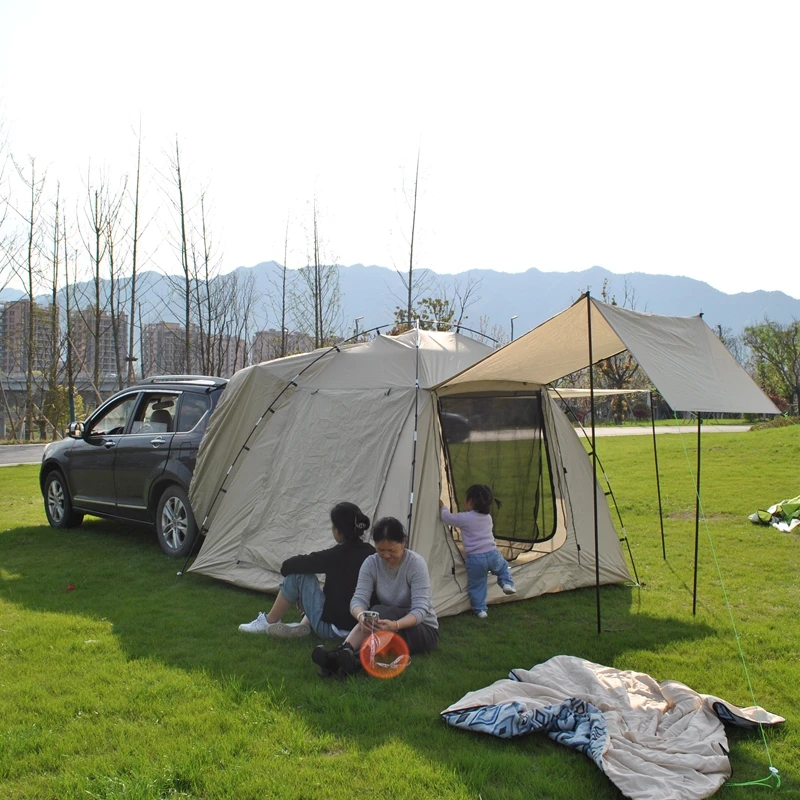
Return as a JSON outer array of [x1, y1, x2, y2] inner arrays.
[[692, 414, 702, 615], [587, 293, 601, 635], [650, 390, 666, 559]]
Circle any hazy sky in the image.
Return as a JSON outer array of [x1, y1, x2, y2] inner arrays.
[[2, 1, 798, 298]]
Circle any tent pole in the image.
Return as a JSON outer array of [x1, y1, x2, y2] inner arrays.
[[587, 293, 601, 634], [692, 414, 702, 615], [650, 390, 666, 559], [407, 320, 421, 547]]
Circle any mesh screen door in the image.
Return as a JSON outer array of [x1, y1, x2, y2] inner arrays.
[[439, 392, 557, 559]]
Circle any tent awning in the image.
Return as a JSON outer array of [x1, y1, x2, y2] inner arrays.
[[440, 296, 779, 415]]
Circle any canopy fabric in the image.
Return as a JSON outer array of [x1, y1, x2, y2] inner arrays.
[[441, 296, 779, 415]]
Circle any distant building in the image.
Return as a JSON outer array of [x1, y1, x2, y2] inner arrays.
[[0, 299, 59, 374], [251, 329, 314, 363], [70, 308, 128, 379], [141, 321, 200, 376]]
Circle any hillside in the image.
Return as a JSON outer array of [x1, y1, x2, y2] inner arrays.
[[2, 263, 799, 339]]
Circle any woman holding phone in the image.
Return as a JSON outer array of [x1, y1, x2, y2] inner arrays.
[[311, 516, 439, 677]]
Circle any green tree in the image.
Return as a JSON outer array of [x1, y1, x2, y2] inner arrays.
[[391, 296, 455, 333], [743, 318, 800, 409]]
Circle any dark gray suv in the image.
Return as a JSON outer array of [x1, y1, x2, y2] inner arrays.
[[39, 375, 227, 557]]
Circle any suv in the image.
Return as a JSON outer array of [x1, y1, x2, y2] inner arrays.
[[39, 375, 227, 557]]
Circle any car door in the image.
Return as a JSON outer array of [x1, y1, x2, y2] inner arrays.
[[113, 391, 180, 521], [69, 392, 140, 514], [173, 391, 212, 480]]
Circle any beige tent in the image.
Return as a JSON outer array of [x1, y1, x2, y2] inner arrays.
[[188, 327, 632, 617]]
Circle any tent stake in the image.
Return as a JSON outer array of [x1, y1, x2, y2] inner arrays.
[[692, 414, 703, 615], [650, 390, 666, 559], [587, 293, 601, 634]]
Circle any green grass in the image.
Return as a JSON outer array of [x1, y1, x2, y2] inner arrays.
[[2, 427, 800, 798]]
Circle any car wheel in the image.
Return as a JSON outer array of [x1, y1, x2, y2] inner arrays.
[[156, 485, 198, 558], [44, 470, 85, 529]]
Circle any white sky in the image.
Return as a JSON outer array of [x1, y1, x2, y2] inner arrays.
[[1, 0, 798, 298]]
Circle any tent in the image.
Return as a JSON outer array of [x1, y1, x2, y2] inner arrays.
[[188, 327, 632, 617], [189, 296, 777, 618]]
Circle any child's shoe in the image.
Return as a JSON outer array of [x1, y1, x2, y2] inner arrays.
[[501, 582, 517, 595], [474, 609, 488, 619]]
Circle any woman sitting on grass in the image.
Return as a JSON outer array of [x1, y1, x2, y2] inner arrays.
[[311, 516, 439, 676], [238, 502, 374, 640]]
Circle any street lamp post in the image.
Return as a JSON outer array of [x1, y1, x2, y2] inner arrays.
[[354, 316, 364, 339], [510, 315, 518, 342]]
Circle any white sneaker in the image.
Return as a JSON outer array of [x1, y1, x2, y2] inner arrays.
[[475, 610, 488, 619], [238, 612, 270, 633], [501, 583, 517, 595], [267, 621, 312, 639]]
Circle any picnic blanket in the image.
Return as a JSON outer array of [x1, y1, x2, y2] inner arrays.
[[441, 655, 783, 800], [749, 493, 800, 532]]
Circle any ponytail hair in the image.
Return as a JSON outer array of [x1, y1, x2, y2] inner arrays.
[[330, 502, 370, 541], [466, 484, 495, 515]]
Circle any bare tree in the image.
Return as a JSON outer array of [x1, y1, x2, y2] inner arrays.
[[0, 119, 14, 294], [162, 136, 194, 372], [292, 200, 341, 348], [127, 121, 144, 386], [9, 156, 47, 439], [267, 216, 293, 358], [392, 150, 435, 331], [77, 166, 125, 392]]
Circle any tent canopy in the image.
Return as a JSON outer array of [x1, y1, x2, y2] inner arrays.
[[440, 296, 779, 415]]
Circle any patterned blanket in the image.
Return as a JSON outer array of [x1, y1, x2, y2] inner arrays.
[[441, 656, 783, 800]]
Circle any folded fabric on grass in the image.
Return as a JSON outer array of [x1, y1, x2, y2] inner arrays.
[[441, 655, 783, 800], [749, 493, 800, 532]]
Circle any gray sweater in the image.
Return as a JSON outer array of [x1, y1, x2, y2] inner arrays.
[[350, 549, 439, 630]]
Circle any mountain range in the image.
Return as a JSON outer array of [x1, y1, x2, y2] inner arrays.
[[2, 263, 798, 340]]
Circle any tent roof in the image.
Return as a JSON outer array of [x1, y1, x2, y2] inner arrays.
[[250, 328, 494, 390], [440, 296, 779, 415]]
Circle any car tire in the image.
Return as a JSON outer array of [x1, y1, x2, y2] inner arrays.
[[44, 470, 85, 529], [156, 485, 198, 558]]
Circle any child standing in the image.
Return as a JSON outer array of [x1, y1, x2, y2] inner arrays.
[[440, 484, 516, 618]]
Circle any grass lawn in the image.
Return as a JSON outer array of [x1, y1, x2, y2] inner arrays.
[[1, 426, 799, 799]]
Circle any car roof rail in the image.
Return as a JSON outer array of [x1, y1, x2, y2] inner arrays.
[[136, 375, 229, 387]]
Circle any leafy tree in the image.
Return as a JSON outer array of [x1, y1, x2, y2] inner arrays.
[[391, 296, 455, 334], [743, 318, 800, 410]]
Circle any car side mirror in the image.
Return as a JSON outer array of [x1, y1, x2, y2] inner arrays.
[[68, 421, 85, 438]]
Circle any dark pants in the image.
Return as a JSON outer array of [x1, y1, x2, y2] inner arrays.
[[371, 604, 439, 655]]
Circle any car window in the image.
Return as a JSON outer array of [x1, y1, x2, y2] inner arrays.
[[176, 393, 210, 432], [130, 393, 180, 434], [86, 395, 139, 436]]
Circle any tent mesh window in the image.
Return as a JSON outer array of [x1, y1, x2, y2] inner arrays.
[[439, 392, 557, 561]]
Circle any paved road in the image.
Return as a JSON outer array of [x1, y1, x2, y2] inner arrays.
[[593, 424, 751, 437], [0, 444, 47, 466]]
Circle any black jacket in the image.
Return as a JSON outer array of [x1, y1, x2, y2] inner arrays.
[[280, 539, 376, 629]]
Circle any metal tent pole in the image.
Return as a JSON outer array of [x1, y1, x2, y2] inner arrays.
[[407, 320, 421, 547], [692, 414, 702, 615], [650, 390, 666, 559], [587, 293, 601, 634]]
